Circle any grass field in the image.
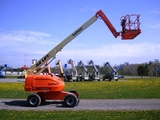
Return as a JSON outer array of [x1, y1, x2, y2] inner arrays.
[[0, 77, 160, 120], [0, 78, 160, 99], [0, 110, 160, 120]]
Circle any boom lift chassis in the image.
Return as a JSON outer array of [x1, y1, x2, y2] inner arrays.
[[68, 59, 78, 81], [88, 60, 100, 81], [24, 10, 141, 107], [77, 61, 89, 81]]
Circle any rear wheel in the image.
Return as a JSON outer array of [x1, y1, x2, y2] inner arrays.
[[69, 90, 79, 98], [27, 94, 41, 107], [63, 94, 78, 107]]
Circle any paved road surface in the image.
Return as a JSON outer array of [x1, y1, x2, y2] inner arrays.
[[0, 78, 25, 82], [0, 99, 160, 111]]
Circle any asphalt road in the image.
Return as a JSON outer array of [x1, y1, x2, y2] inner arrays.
[[0, 78, 25, 82], [0, 99, 160, 111]]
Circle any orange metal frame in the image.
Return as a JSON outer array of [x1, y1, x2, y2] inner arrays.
[[96, 10, 120, 38], [120, 14, 141, 40], [96, 10, 141, 40], [25, 75, 65, 92]]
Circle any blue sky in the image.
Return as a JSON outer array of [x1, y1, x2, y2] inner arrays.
[[0, 0, 160, 68]]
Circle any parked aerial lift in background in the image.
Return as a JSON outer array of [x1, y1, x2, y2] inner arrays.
[[115, 62, 129, 78], [68, 59, 78, 81], [55, 60, 65, 81], [24, 10, 141, 107], [77, 61, 89, 81], [63, 63, 72, 81], [0, 64, 8, 78], [103, 62, 129, 81], [88, 60, 100, 81]]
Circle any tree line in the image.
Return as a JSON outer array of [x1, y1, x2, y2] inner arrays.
[[1, 60, 160, 77], [52, 60, 160, 77]]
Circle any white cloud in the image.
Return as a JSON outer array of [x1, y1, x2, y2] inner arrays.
[[1, 29, 160, 67], [0, 30, 59, 47], [58, 43, 160, 58]]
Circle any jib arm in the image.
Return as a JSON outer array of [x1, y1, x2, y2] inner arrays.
[[96, 10, 120, 38]]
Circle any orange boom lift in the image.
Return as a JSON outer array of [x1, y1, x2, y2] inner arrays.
[[24, 10, 141, 107]]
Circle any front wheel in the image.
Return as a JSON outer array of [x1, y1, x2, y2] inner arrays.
[[63, 94, 78, 107], [27, 94, 41, 107]]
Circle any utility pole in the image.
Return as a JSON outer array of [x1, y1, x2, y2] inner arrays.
[[155, 59, 159, 77]]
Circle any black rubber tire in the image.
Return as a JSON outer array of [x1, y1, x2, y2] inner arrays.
[[63, 94, 78, 107], [27, 94, 41, 107]]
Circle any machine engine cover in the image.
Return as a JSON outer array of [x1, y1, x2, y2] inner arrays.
[[25, 75, 65, 92]]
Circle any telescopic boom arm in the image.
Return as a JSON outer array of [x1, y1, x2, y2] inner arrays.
[[68, 59, 78, 77], [116, 62, 129, 71], [78, 61, 88, 72], [88, 60, 99, 73], [26, 10, 141, 77], [104, 62, 116, 72], [26, 15, 98, 76]]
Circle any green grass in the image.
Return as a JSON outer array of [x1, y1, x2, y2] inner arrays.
[[0, 110, 160, 120], [0, 78, 160, 119], [65, 78, 160, 99], [0, 78, 160, 99]]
